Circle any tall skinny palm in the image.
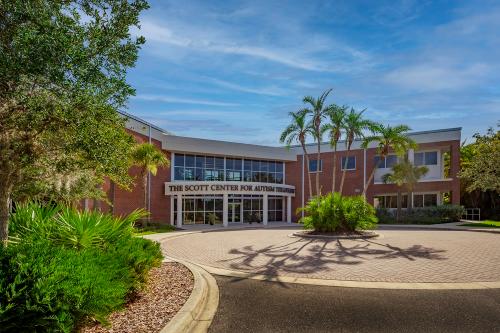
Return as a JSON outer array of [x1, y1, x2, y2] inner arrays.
[[382, 158, 428, 221], [131, 143, 170, 219], [280, 111, 314, 200], [302, 88, 334, 196], [361, 124, 417, 196], [322, 105, 347, 193], [339, 108, 376, 194]]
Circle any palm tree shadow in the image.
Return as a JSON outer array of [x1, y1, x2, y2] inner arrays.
[[219, 237, 447, 284]]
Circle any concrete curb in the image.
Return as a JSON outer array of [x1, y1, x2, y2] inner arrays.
[[182, 260, 500, 290], [160, 258, 219, 333]]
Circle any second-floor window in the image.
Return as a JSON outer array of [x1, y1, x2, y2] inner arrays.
[[374, 155, 397, 169], [341, 156, 356, 170], [309, 159, 322, 172], [414, 151, 438, 166]]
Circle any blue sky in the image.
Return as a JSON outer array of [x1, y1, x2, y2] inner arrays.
[[127, 0, 500, 146]]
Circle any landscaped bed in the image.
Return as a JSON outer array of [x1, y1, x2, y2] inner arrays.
[[460, 220, 500, 228], [81, 262, 193, 333]]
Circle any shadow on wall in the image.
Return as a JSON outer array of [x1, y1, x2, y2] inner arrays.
[[219, 238, 447, 286]]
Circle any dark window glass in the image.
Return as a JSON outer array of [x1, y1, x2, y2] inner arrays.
[[252, 160, 260, 172], [374, 156, 383, 168], [174, 167, 184, 180], [414, 194, 423, 208], [215, 199, 223, 211], [260, 161, 268, 171], [275, 211, 283, 222], [425, 152, 438, 165], [183, 212, 194, 224], [414, 152, 424, 166], [309, 159, 322, 172], [184, 198, 194, 211], [226, 158, 234, 170], [341, 156, 356, 170], [244, 171, 252, 182], [184, 168, 195, 180], [195, 168, 203, 181], [276, 162, 284, 172], [234, 159, 242, 170], [215, 157, 224, 169], [268, 162, 276, 172], [205, 199, 214, 211], [244, 160, 252, 171], [424, 194, 437, 206], [275, 172, 283, 184], [386, 155, 397, 168], [195, 155, 204, 168], [185, 155, 195, 167], [205, 156, 214, 168], [174, 154, 184, 167]]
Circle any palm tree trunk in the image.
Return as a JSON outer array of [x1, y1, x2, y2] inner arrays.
[[408, 190, 413, 214], [301, 143, 313, 201], [396, 189, 402, 222], [339, 143, 352, 195], [316, 138, 321, 196], [363, 155, 382, 197], [331, 145, 337, 193]]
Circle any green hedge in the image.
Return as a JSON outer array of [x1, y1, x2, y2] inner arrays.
[[299, 193, 378, 232], [376, 205, 465, 224], [0, 203, 163, 332]]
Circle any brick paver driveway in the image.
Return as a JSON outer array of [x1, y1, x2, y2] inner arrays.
[[163, 228, 500, 283]]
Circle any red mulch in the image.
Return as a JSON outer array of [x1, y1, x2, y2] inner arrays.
[[81, 262, 193, 333]]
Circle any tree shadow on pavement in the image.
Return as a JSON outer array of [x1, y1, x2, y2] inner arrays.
[[219, 237, 447, 285]]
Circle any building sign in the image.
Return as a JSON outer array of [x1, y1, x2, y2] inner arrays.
[[165, 181, 295, 196]]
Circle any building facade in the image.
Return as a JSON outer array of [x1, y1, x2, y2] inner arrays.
[[102, 112, 461, 227]]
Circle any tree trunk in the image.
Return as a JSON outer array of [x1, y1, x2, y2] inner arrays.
[[331, 145, 337, 193], [0, 182, 12, 245], [316, 138, 321, 196], [339, 143, 352, 195], [396, 189, 402, 222], [407, 191, 413, 214], [301, 143, 313, 201]]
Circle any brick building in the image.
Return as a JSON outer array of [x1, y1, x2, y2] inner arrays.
[[101, 112, 461, 226]]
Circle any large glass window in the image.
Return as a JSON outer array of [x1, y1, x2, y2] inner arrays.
[[374, 195, 408, 209], [268, 196, 284, 222], [375, 155, 398, 169], [414, 151, 438, 166], [413, 193, 438, 207], [242, 195, 263, 223], [174, 196, 223, 225], [341, 156, 356, 170], [173, 154, 283, 183]]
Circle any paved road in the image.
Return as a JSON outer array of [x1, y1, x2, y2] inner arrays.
[[209, 275, 500, 333], [164, 228, 500, 283]]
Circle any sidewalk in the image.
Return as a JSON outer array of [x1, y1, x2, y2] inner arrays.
[[379, 220, 500, 233]]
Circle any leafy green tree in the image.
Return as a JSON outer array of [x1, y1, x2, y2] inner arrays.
[[322, 105, 347, 193], [280, 111, 314, 199], [361, 124, 416, 196], [0, 0, 149, 244], [382, 158, 428, 220], [301, 89, 335, 196], [339, 108, 376, 194], [131, 143, 170, 217], [459, 126, 500, 194]]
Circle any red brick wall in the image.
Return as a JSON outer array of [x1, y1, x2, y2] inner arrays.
[[105, 129, 172, 224], [288, 140, 461, 221]]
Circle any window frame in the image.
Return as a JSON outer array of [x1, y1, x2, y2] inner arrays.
[[308, 159, 323, 173], [340, 156, 356, 171]]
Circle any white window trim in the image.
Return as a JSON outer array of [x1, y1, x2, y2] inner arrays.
[[308, 159, 322, 173], [341, 156, 356, 171], [414, 150, 440, 166]]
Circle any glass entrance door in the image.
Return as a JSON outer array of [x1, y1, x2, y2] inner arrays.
[[228, 202, 242, 223]]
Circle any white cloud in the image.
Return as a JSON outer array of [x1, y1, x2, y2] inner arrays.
[[203, 77, 289, 96], [133, 94, 240, 107]]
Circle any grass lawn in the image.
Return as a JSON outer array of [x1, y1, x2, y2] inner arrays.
[[134, 224, 176, 235], [460, 220, 500, 228]]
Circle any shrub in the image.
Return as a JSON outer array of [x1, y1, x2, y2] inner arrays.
[[0, 241, 133, 332], [299, 193, 377, 232], [2, 203, 164, 332], [376, 205, 465, 224], [9, 202, 147, 250]]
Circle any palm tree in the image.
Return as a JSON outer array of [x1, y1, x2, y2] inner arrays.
[[382, 158, 428, 221], [339, 108, 376, 194], [280, 111, 314, 200], [302, 88, 335, 196], [131, 143, 170, 220], [322, 105, 347, 193], [361, 124, 416, 196]]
